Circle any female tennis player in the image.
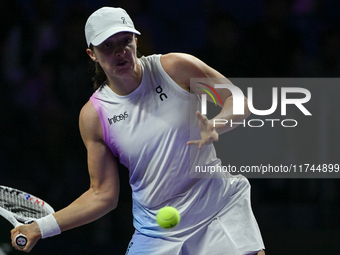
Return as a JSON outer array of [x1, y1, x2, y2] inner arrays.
[[11, 7, 265, 254]]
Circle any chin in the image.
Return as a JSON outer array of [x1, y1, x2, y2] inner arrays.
[[116, 66, 134, 76]]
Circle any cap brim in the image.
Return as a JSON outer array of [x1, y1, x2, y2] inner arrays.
[[91, 27, 141, 46]]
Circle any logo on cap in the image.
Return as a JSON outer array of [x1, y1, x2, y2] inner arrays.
[[121, 17, 127, 24]]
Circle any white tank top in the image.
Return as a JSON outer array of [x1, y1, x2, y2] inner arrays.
[[90, 54, 235, 237]]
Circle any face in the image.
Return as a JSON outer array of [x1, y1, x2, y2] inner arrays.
[[87, 32, 139, 79]]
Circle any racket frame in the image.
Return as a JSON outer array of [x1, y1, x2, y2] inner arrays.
[[0, 186, 55, 248]]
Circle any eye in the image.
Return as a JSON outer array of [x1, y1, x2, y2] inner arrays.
[[124, 37, 133, 45], [103, 42, 112, 49]]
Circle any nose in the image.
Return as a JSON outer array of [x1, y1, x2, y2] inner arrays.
[[115, 45, 126, 57]]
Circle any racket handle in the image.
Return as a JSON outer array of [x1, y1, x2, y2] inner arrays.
[[15, 233, 27, 248]]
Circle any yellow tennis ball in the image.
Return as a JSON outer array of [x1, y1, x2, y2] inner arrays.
[[156, 206, 181, 229]]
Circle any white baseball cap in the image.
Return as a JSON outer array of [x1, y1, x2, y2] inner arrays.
[[85, 7, 141, 47]]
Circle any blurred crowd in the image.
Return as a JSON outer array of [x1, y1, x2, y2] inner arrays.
[[0, 0, 340, 254]]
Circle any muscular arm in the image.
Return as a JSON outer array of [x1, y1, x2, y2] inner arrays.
[[11, 101, 120, 252], [161, 53, 250, 134], [54, 100, 120, 231]]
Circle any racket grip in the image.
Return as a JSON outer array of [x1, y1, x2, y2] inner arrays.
[[15, 233, 27, 248]]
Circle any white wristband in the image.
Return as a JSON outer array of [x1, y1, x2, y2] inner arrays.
[[35, 214, 61, 239]]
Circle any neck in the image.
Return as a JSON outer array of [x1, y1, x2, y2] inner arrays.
[[106, 59, 143, 96]]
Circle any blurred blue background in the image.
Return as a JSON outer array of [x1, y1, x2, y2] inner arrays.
[[1, 0, 340, 254]]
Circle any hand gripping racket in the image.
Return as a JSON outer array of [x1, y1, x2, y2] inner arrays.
[[0, 185, 55, 248]]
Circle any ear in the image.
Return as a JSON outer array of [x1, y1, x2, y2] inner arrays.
[[86, 48, 98, 62]]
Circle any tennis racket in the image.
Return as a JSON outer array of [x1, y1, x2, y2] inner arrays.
[[0, 185, 55, 248]]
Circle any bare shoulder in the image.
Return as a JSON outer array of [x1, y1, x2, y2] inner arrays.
[[160, 53, 224, 89], [160, 53, 207, 78], [79, 100, 103, 143], [79, 100, 98, 122]]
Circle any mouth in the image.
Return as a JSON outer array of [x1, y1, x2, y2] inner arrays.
[[117, 60, 128, 66]]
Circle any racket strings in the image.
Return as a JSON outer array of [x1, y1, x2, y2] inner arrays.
[[0, 189, 48, 220]]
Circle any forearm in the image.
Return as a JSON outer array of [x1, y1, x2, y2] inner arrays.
[[53, 188, 118, 232], [213, 96, 251, 134]]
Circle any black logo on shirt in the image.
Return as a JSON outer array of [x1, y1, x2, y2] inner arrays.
[[125, 241, 133, 255], [108, 111, 128, 125], [156, 85, 168, 101]]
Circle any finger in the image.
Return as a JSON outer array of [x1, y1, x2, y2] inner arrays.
[[213, 132, 219, 142], [196, 111, 208, 122], [11, 232, 21, 250], [11, 229, 19, 240], [11, 227, 19, 233], [11, 228, 17, 235], [186, 140, 200, 146], [198, 141, 204, 150], [187, 140, 204, 150]]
